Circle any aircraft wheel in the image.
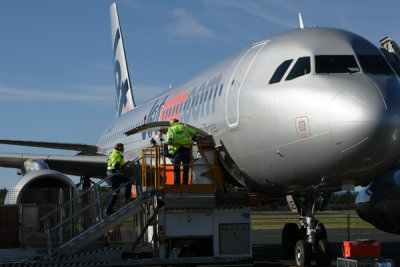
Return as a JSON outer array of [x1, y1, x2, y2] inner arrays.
[[282, 223, 299, 258], [316, 221, 327, 240], [294, 239, 311, 267], [315, 239, 330, 266]]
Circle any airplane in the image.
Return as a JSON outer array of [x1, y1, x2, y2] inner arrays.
[[1, 2, 400, 266]]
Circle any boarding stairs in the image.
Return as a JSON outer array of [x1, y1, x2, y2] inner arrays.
[[40, 158, 160, 257], [35, 142, 254, 266]]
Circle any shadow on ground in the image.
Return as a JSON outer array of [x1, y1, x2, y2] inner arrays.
[[252, 242, 400, 266]]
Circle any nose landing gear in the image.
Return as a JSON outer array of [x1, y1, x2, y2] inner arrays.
[[282, 193, 331, 266]]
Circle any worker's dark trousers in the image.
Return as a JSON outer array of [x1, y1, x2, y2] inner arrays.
[[172, 146, 190, 185], [106, 171, 132, 213]]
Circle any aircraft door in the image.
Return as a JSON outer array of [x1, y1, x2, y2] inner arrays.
[[225, 42, 266, 128]]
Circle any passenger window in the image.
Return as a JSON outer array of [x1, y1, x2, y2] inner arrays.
[[286, 57, 310, 81], [269, 59, 293, 84]]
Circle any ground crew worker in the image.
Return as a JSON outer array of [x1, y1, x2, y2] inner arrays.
[[106, 143, 132, 215], [167, 118, 196, 185]]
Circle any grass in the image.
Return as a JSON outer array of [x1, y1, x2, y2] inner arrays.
[[118, 210, 374, 231], [251, 210, 374, 230]]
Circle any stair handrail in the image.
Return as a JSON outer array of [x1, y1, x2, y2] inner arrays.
[[47, 190, 159, 255], [45, 178, 133, 233], [41, 157, 142, 252], [40, 157, 141, 222]]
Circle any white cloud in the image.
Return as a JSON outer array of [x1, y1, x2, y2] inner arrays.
[[0, 84, 113, 103], [66, 84, 113, 94], [167, 8, 215, 38], [211, 0, 295, 29], [0, 82, 168, 106]]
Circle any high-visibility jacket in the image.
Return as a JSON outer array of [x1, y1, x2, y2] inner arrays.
[[107, 149, 125, 171], [167, 122, 196, 155]]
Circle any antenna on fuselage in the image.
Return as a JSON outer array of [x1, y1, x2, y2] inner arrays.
[[298, 13, 304, 29]]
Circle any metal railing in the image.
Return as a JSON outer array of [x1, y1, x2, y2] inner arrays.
[[142, 143, 223, 193], [1, 188, 76, 248], [40, 158, 142, 253]]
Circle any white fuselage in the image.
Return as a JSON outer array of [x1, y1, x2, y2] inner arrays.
[[99, 27, 400, 195]]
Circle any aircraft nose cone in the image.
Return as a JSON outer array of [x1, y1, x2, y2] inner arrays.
[[326, 74, 400, 183], [329, 90, 381, 154], [329, 85, 398, 155]]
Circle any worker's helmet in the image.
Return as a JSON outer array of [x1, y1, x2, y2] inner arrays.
[[114, 143, 124, 151]]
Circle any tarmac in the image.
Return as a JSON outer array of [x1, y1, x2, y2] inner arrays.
[[1, 228, 399, 266], [205, 228, 400, 266]]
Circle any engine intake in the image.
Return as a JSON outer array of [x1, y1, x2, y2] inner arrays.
[[4, 159, 77, 205], [355, 169, 400, 234]]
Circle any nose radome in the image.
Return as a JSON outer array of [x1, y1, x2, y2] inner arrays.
[[329, 88, 386, 154], [329, 89, 386, 123]]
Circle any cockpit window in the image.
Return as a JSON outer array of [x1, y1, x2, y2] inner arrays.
[[286, 57, 310, 81], [269, 59, 293, 84], [357, 55, 394, 75], [316, 55, 360, 74]]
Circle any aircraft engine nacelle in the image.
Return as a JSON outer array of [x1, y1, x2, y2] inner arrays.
[[4, 159, 77, 204], [355, 169, 400, 234]]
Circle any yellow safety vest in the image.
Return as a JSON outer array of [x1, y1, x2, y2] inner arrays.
[[167, 122, 196, 155], [107, 150, 125, 171]]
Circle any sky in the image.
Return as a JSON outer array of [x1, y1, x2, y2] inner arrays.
[[0, 0, 399, 189]]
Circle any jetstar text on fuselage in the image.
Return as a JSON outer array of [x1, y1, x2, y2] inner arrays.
[[141, 74, 224, 139]]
